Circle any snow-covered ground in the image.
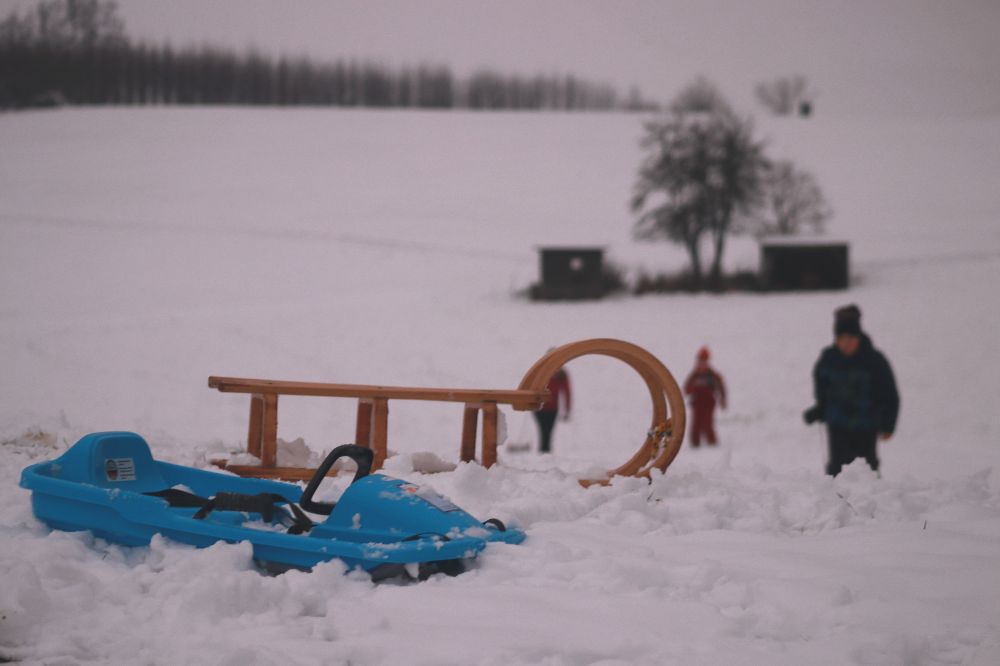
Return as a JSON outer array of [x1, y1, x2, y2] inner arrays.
[[1, 107, 998, 665]]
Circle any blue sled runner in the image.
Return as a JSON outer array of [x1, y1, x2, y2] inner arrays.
[[21, 432, 524, 580]]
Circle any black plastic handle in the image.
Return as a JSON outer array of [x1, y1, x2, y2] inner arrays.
[[299, 444, 374, 516]]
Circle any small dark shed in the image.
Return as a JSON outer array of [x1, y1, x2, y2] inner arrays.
[[531, 247, 606, 300], [760, 240, 849, 290]]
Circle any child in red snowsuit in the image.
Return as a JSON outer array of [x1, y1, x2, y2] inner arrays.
[[684, 347, 726, 446]]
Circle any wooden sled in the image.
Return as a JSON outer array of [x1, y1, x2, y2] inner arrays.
[[209, 338, 685, 487]]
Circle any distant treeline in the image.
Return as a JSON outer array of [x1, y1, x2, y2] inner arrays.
[[0, 1, 659, 112], [0, 42, 659, 111]]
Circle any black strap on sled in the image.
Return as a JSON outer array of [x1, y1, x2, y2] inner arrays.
[[283, 502, 315, 535], [146, 488, 313, 534], [191, 492, 314, 534], [193, 492, 283, 521], [144, 488, 210, 508]]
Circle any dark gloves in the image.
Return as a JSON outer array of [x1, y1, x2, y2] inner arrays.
[[803, 405, 824, 425]]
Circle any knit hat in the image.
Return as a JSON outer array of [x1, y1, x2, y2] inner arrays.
[[696, 346, 710, 361], [834, 304, 862, 337]]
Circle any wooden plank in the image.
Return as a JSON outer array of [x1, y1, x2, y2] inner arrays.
[[481, 402, 498, 468], [260, 393, 278, 468], [371, 398, 388, 470], [209, 376, 545, 409], [247, 394, 264, 459], [354, 399, 373, 446], [460, 405, 479, 462]]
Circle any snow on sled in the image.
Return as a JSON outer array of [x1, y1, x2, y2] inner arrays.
[[20, 432, 523, 580]]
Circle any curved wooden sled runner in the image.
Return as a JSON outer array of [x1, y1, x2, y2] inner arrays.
[[210, 338, 685, 487]]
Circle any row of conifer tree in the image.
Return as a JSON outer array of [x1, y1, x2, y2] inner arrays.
[[1, 40, 659, 111]]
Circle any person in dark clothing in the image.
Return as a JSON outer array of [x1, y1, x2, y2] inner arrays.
[[534, 368, 571, 453], [684, 346, 727, 446], [804, 305, 900, 476]]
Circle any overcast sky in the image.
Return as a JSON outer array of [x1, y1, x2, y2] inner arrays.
[[5, 0, 999, 117]]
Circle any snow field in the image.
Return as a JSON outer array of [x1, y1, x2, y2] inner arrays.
[[1, 107, 999, 664]]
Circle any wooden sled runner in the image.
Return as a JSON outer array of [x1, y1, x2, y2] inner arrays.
[[210, 338, 686, 487]]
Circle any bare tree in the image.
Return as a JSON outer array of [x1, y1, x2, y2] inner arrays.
[[755, 75, 811, 116], [750, 160, 832, 236], [632, 79, 769, 288]]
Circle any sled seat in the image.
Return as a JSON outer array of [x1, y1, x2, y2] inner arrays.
[[52, 431, 168, 493]]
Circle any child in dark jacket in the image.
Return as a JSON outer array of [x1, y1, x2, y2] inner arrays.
[[804, 305, 900, 476]]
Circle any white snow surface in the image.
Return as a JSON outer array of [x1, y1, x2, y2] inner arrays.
[[1, 107, 999, 665]]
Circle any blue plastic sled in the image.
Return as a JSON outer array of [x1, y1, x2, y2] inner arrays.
[[20, 432, 524, 579]]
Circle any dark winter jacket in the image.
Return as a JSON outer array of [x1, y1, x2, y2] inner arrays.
[[812, 333, 900, 433]]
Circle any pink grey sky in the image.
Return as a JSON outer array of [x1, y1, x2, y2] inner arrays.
[[5, 0, 999, 117]]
